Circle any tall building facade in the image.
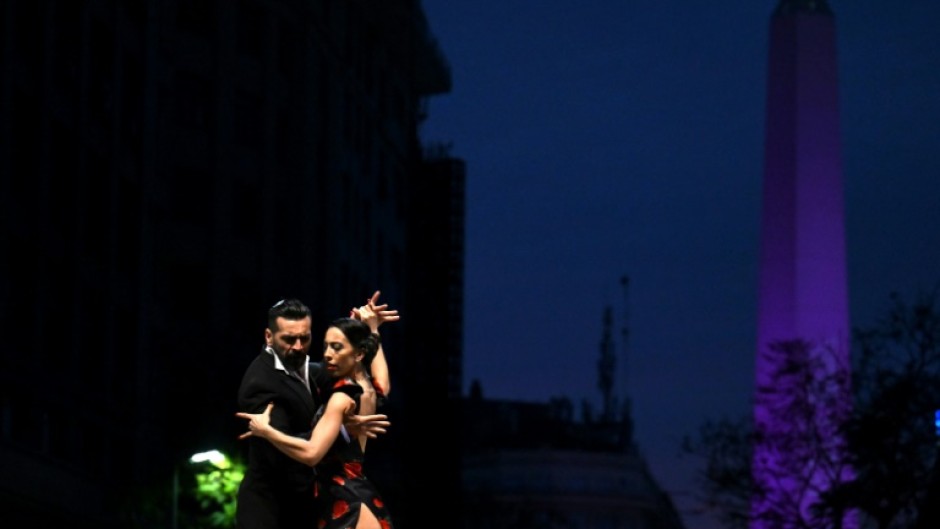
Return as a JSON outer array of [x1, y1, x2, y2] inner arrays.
[[407, 146, 465, 403], [0, 1, 453, 527], [754, 1, 853, 527]]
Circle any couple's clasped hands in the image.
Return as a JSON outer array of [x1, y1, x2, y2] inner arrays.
[[237, 402, 391, 440]]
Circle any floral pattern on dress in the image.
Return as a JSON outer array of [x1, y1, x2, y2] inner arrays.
[[313, 378, 394, 529]]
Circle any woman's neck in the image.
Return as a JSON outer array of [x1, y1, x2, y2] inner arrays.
[[351, 365, 369, 383]]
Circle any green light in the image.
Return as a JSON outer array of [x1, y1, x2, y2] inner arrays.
[[176, 450, 244, 528]]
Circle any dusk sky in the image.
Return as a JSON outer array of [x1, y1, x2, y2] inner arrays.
[[419, 1, 940, 526]]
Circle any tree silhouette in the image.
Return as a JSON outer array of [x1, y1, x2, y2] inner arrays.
[[684, 290, 940, 529], [683, 339, 852, 529], [681, 416, 754, 529], [835, 291, 940, 528]]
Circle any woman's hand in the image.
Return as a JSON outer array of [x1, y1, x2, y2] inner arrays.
[[350, 290, 400, 332], [236, 402, 274, 440], [343, 412, 391, 439]]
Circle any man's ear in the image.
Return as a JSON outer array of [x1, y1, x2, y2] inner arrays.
[[265, 328, 273, 345]]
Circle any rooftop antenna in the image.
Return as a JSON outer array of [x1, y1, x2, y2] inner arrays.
[[620, 275, 633, 424], [598, 305, 616, 422]]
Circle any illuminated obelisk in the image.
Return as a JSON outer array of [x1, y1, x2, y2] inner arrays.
[[753, 1, 853, 528]]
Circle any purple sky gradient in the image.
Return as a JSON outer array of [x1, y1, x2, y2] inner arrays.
[[419, 1, 940, 526]]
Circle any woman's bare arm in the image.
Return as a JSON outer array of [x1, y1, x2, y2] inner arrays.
[[237, 393, 354, 467]]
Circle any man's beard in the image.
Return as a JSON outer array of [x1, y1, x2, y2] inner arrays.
[[278, 348, 307, 371]]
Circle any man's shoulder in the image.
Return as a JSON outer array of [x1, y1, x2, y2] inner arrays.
[[239, 353, 276, 386], [248, 350, 273, 366], [238, 354, 281, 409]]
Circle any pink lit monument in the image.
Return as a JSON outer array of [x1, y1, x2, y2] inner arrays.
[[754, 1, 855, 528]]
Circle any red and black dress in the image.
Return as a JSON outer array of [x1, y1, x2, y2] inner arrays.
[[312, 377, 393, 529]]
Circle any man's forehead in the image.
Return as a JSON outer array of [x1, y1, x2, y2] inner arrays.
[[277, 330, 312, 336], [274, 316, 312, 333]]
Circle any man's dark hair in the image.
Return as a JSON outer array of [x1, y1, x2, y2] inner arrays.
[[267, 298, 312, 331]]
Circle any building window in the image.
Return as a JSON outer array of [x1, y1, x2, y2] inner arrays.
[[88, 17, 115, 129], [173, 72, 212, 132], [176, 0, 214, 37], [236, 0, 264, 59], [234, 89, 263, 149]]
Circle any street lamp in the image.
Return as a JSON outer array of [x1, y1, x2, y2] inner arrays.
[[174, 449, 231, 529], [190, 449, 230, 468]]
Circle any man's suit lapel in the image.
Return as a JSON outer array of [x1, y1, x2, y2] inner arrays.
[[263, 348, 317, 417], [281, 369, 317, 417]]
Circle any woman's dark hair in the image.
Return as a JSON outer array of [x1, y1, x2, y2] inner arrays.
[[267, 298, 311, 331], [329, 317, 380, 367]]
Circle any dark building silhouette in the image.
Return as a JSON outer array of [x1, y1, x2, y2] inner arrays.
[[403, 146, 466, 512], [407, 145, 465, 403], [0, 0, 455, 527], [458, 299, 686, 529], [460, 391, 686, 529]]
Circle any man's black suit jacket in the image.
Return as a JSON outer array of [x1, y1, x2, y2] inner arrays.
[[235, 348, 324, 529]]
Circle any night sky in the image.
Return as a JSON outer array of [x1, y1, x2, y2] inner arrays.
[[419, 1, 940, 525]]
